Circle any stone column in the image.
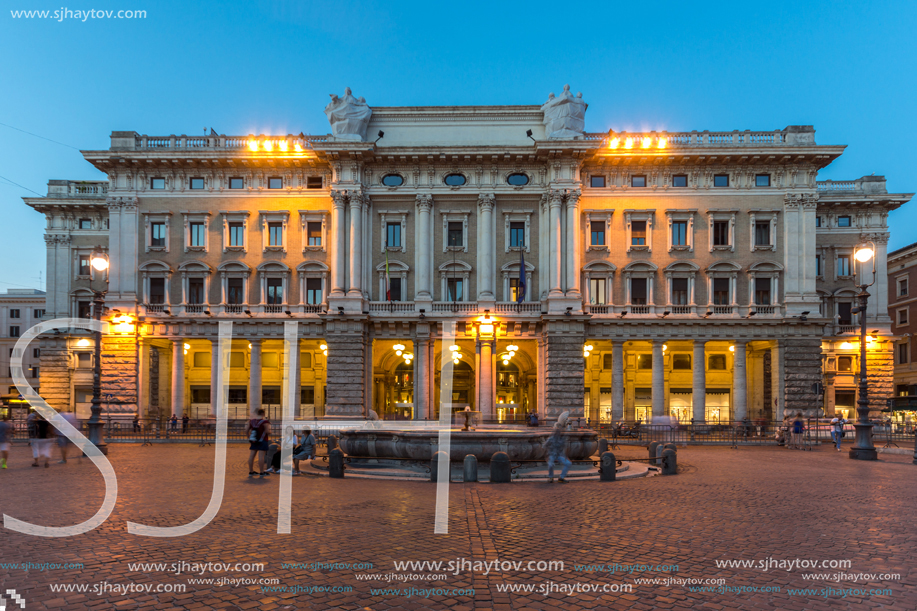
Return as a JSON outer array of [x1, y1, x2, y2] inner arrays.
[[477, 194, 495, 300], [415, 195, 433, 299], [330, 190, 346, 296], [772, 341, 784, 420], [414, 337, 429, 419], [692, 340, 707, 422], [549, 190, 564, 297], [536, 336, 545, 419], [733, 340, 748, 421], [565, 190, 582, 297], [138, 340, 150, 419], [479, 339, 494, 419], [210, 338, 220, 417], [652, 340, 665, 419], [293, 340, 302, 418], [612, 340, 624, 421], [249, 339, 262, 416], [347, 194, 363, 297], [170, 338, 185, 418]]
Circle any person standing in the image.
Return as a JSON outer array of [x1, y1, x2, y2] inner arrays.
[[0, 414, 11, 468], [791, 413, 805, 450], [830, 415, 848, 452], [132, 414, 140, 433], [543, 412, 572, 483], [169, 414, 178, 432], [246, 409, 271, 478], [181, 414, 189, 434], [27, 410, 40, 467]]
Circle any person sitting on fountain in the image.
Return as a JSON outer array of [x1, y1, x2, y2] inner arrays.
[[543, 411, 572, 484]]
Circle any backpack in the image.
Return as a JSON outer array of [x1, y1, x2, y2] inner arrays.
[[248, 419, 265, 442]]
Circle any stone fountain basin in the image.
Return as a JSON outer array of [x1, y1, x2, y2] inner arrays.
[[338, 428, 598, 462]]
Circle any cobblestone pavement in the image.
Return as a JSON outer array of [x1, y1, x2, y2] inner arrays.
[[0, 441, 914, 610]]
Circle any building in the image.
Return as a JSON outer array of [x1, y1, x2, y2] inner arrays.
[[888, 240, 917, 426], [23, 87, 913, 423], [0, 289, 46, 411]]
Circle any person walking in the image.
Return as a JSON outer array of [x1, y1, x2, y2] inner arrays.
[[246, 409, 271, 478], [33, 413, 53, 468], [0, 414, 11, 468], [830, 415, 848, 452], [132, 414, 140, 433], [57, 411, 78, 463], [543, 411, 572, 483], [292, 428, 317, 475], [27, 410, 40, 467], [791, 413, 805, 450]]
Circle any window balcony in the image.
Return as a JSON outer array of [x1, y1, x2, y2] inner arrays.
[[432, 302, 479, 314], [369, 301, 416, 314], [495, 302, 541, 315]]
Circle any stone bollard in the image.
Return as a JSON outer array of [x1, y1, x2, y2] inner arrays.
[[663, 443, 677, 453], [328, 448, 345, 478], [662, 448, 677, 475], [327, 435, 338, 452], [656, 443, 664, 466], [599, 451, 616, 481], [648, 441, 661, 463], [431, 451, 449, 482], [490, 452, 511, 483], [598, 438, 609, 456], [463, 454, 478, 482]]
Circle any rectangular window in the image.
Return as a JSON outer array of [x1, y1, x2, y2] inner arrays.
[[713, 278, 730, 305], [190, 387, 211, 403], [708, 354, 727, 370], [306, 278, 323, 305], [838, 356, 853, 372], [754, 277, 771, 305], [816, 255, 823, 277], [301, 352, 312, 368], [149, 278, 166, 304], [193, 353, 209, 368], [590, 221, 605, 246], [9, 326, 19, 338], [33, 348, 40, 358], [837, 302, 852, 325], [77, 353, 92, 368], [631, 277, 648, 305], [189, 222, 205, 247], [33, 309, 44, 319], [672, 278, 688, 305], [754, 221, 771, 246], [672, 174, 688, 187], [388, 277, 402, 302], [227, 278, 245, 305], [637, 354, 652, 370], [898, 278, 908, 297], [898, 309, 909, 326], [602, 353, 613, 370], [837, 216, 851, 227], [150, 222, 166, 247], [77, 301, 91, 319], [301, 388, 315, 404], [837, 255, 851, 276], [9, 309, 19, 319], [447, 278, 463, 302], [190, 177, 205, 190], [150, 177, 165, 189], [590, 278, 606, 304], [228, 387, 247, 403], [307, 222, 322, 246], [229, 177, 244, 189], [79, 218, 92, 229], [447, 222, 463, 247], [306, 176, 323, 189], [671, 221, 687, 246], [268, 177, 283, 189], [631, 175, 646, 188], [266, 278, 283, 305], [386, 222, 401, 248], [590, 175, 605, 188], [755, 174, 771, 187], [31, 366, 39, 379], [815, 216, 822, 228], [268, 222, 283, 247], [79, 256, 91, 276], [229, 223, 244, 247], [713, 174, 729, 187], [713, 221, 730, 246], [631, 221, 647, 246], [673, 354, 691, 370], [510, 278, 522, 302], [899, 343, 909, 365], [509, 222, 525, 247], [187, 278, 205, 305]]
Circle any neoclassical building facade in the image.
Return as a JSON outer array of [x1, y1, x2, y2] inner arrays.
[[23, 89, 913, 423]]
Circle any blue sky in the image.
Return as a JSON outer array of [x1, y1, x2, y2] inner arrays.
[[1, 0, 915, 290]]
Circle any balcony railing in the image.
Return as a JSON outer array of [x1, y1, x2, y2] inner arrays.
[[144, 304, 166, 314], [670, 306, 692, 315], [263, 305, 284, 314], [710, 306, 735, 315], [751, 306, 776, 315], [585, 304, 611, 314], [369, 301, 416, 313], [629, 305, 651, 315], [184, 304, 206, 314], [127, 133, 329, 151], [432, 302, 478, 314], [582, 128, 807, 150], [495, 302, 541, 314], [838, 325, 857, 334]]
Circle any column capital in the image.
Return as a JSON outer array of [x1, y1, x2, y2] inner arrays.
[[415, 193, 433, 212], [330, 189, 347, 208], [249, 338, 262, 346], [477, 193, 495, 211], [549, 189, 564, 207], [565, 188, 582, 207]]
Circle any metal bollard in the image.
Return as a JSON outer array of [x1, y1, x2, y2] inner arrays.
[[431, 450, 449, 482], [648, 441, 661, 464], [599, 451, 616, 481], [326, 435, 338, 452], [490, 452, 511, 483], [661, 448, 677, 475], [663, 443, 677, 453], [328, 448, 345, 478], [463, 454, 478, 482], [598, 438, 609, 456], [656, 443, 664, 466]]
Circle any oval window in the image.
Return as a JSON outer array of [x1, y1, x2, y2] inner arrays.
[[382, 174, 403, 187], [507, 173, 529, 186], [444, 173, 466, 186]]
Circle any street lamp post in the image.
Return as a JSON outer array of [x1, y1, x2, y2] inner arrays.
[[849, 241, 877, 461], [88, 246, 109, 455]]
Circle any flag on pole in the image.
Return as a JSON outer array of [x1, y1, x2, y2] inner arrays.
[[385, 241, 392, 302], [517, 243, 526, 303]]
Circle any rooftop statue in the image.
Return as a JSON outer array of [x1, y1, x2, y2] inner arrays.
[[324, 87, 372, 141], [541, 84, 587, 139]]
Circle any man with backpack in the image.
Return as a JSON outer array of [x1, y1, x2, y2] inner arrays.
[[246, 409, 271, 478], [830, 415, 848, 451]]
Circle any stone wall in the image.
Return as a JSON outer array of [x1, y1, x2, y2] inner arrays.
[[866, 342, 894, 413], [784, 337, 823, 416], [542, 319, 585, 419], [100, 334, 137, 413], [38, 336, 71, 412], [324, 319, 368, 417]]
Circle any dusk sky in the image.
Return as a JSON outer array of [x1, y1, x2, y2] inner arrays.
[[1, 0, 915, 291]]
